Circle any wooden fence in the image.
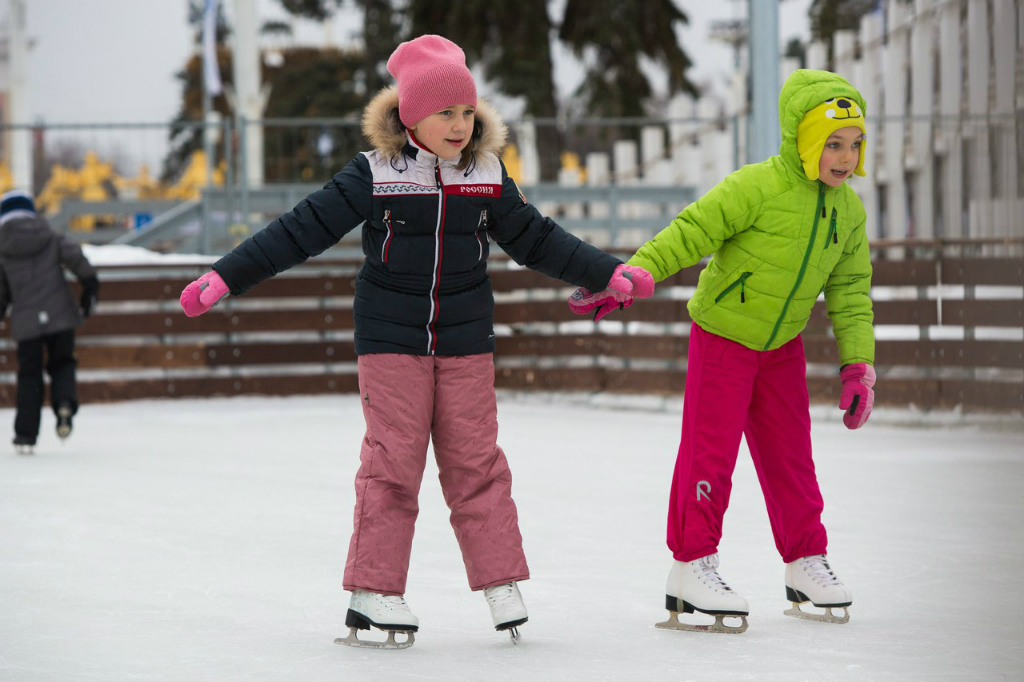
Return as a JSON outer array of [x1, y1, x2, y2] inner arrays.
[[1, 248, 1021, 413]]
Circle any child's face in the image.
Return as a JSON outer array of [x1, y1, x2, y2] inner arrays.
[[409, 105, 476, 161], [818, 127, 864, 187]]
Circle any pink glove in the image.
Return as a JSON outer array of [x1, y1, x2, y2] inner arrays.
[[568, 287, 634, 321], [567, 264, 655, 321], [180, 270, 230, 317], [606, 264, 655, 298], [839, 363, 876, 429]]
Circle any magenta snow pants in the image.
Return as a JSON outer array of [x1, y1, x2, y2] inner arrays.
[[668, 323, 828, 564], [343, 353, 530, 595]]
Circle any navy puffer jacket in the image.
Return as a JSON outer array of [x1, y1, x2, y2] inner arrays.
[[214, 87, 620, 356]]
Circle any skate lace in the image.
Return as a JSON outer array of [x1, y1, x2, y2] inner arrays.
[[696, 554, 734, 593], [485, 583, 517, 608], [382, 594, 411, 613], [802, 555, 843, 587]]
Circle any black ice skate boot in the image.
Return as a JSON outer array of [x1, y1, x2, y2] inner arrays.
[[13, 434, 36, 455]]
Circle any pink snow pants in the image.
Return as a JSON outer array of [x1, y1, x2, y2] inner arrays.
[[343, 353, 530, 595], [668, 323, 828, 564]]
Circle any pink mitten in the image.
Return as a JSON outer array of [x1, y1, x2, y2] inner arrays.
[[606, 264, 655, 298], [180, 270, 230, 317], [567, 264, 655, 321], [568, 287, 633, 321], [838, 363, 876, 429]]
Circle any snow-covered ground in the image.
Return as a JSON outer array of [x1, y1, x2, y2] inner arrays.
[[1, 395, 1022, 682]]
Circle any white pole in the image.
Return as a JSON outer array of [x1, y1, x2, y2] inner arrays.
[[939, 0, 964, 238], [233, 0, 264, 188], [992, 0, 1017, 242], [747, 0, 780, 164], [7, 0, 31, 190], [966, 0, 991, 240], [882, 0, 910, 242], [856, 11, 883, 242], [910, 0, 936, 240]]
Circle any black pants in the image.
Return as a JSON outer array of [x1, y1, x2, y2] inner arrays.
[[15, 330, 78, 439]]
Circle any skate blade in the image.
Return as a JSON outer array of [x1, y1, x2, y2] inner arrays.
[[14, 445, 34, 455], [334, 627, 415, 649], [784, 603, 850, 624], [656, 611, 748, 634], [507, 626, 520, 645]]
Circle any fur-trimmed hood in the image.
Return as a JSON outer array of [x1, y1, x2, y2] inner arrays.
[[361, 86, 508, 161]]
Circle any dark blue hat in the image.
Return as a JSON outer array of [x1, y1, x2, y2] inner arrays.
[[0, 189, 36, 225]]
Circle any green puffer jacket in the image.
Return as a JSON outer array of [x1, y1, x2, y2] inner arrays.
[[627, 69, 874, 366]]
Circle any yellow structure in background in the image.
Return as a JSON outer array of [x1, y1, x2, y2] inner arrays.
[[14, 145, 581, 232], [0, 163, 13, 194], [560, 151, 586, 184], [502, 144, 522, 184], [30, 150, 224, 231]]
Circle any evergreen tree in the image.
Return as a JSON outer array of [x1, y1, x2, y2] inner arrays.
[[405, 0, 563, 180], [354, 0, 402, 96], [165, 9, 366, 183], [808, 0, 879, 67], [559, 0, 698, 119]]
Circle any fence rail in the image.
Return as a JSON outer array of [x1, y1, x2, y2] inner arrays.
[[1, 245, 1020, 413]]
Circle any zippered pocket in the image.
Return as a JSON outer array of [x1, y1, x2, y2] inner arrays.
[[823, 208, 838, 249], [475, 209, 489, 261], [381, 209, 405, 263], [381, 209, 394, 263], [715, 271, 753, 303]]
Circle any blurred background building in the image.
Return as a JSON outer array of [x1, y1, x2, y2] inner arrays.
[[1, 0, 1019, 254], [0, 0, 1020, 414]]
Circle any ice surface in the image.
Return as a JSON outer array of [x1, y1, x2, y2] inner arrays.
[[1, 395, 1022, 682]]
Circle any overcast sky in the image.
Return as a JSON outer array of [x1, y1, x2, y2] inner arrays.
[[11, 0, 812, 171]]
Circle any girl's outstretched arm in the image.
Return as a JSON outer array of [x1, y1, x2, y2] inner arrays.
[[489, 160, 620, 293]]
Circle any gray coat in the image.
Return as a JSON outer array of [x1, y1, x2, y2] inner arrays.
[[0, 215, 96, 342]]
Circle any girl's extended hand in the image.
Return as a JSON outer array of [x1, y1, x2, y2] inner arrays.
[[180, 270, 230, 317], [839, 363, 875, 429], [606, 264, 655, 298], [567, 264, 655, 321]]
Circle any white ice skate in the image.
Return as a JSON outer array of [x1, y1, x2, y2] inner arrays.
[[335, 589, 419, 649], [784, 554, 852, 624], [484, 582, 528, 644], [656, 553, 749, 634]]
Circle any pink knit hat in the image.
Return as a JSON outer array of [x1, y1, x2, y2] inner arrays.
[[386, 35, 478, 128]]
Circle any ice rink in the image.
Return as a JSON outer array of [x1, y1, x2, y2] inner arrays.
[[1, 394, 1022, 682]]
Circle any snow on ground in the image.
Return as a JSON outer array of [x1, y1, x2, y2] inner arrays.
[[80, 244, 214, 267], [1, 395, 1022, 682]]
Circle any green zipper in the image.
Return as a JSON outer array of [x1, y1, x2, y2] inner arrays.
[[715, 271, 753, 303], [764, 182, 826, 350], [824, 207, 838, 249]]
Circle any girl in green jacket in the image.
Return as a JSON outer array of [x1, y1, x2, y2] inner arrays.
[[570, 70, 876, 633]]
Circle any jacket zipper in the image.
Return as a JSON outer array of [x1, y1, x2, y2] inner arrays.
[[426, 161, 447, 355], [715, 271, 753, 303], [764, 182, 826, 350], [824, 207, 838, 249], [476, 209, 488, 261], [382, 209, 393, 263]]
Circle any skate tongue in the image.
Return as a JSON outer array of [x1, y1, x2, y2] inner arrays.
[[485, 583, 516, 606], [698, 554, 720, 569], [696, 554, 734, 592], [803, 555, 842, 586]]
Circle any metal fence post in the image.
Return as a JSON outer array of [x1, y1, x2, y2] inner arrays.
[[239, 115, 250, 235]]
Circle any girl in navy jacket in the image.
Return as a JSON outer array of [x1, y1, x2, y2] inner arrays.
[[181, 34, 653, 648]]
